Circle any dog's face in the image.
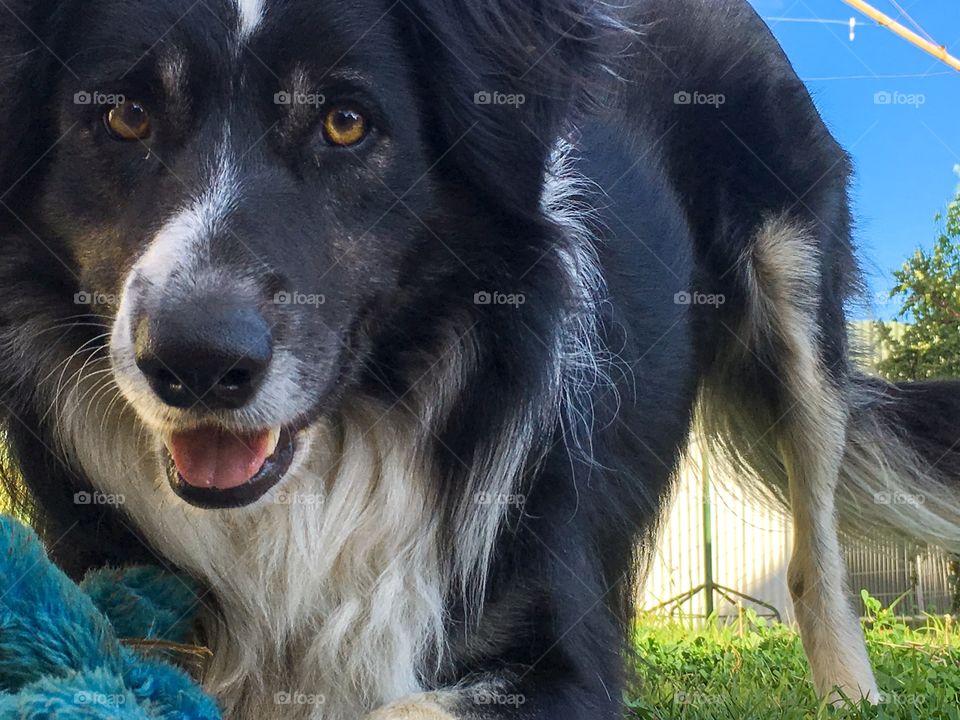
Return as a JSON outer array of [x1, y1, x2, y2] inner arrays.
[[42, 1, 446, 508], [36, 0, 442, 508], [0, 0, 607, 521]]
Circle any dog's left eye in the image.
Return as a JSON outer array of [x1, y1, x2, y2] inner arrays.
[[104, 100, 152, 141], [322, 105, 368, 147]]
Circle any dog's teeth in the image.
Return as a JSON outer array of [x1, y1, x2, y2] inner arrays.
[[266, 427, 281, 457]]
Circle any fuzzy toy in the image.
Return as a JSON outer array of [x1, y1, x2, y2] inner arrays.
[[0, 515, 221, 719]]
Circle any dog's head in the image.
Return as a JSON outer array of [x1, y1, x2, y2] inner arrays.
[[0, 0, 621, 521]]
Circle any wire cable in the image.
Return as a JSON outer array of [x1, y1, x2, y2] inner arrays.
[[764, 16, 863, 26], [888, 0, 938, 46]]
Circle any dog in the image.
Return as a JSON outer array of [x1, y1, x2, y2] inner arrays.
[[1, 0, 958, 717]]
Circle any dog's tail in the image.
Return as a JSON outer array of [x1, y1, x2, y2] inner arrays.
[[838, 376, 960, 552], [699, 372, 960, 553]]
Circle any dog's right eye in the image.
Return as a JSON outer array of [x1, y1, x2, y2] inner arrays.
[[103, 100, 152, 141]]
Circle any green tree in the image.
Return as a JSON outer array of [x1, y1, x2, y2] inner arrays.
[[876, 178, 960, 381]]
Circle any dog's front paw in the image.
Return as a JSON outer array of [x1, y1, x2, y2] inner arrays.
[[366, 694, 458, 720]]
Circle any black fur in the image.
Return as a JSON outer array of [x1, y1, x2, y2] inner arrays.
[[1, 1, 958, 717]]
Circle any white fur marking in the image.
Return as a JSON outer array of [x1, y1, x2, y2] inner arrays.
[[751, 217, 878, 703], [58, 397, 445, 720], [367, 694, 457, 720], [110, 136, 261, 431], [236, 0, 265, 37]]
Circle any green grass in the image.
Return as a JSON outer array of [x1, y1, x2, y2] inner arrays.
[[628, 594, 960, 719]]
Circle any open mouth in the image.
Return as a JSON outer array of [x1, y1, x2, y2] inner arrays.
[[163, 425, 297, 509]]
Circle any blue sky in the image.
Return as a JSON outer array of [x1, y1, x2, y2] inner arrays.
[[747, 0, 959, 317]]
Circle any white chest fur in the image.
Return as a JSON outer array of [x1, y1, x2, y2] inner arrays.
[[59, 390, 445, 720]]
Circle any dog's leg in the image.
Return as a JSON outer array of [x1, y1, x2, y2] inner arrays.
[[366, 685, 511, 720], [748, 218, 878, 703], [367, 694, 458, 720], [780, 386, 878, 703]]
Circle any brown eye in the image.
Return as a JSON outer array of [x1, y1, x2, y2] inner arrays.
[[322, 106, 368, 147], [104, 100, 151, 141]]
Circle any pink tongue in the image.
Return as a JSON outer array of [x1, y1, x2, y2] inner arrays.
[[169, 427, 272, 491]]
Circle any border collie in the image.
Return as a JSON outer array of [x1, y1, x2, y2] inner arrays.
[[1, 0, 958, 717]]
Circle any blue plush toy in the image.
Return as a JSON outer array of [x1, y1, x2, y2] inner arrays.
[[0, 515, 222, 719]]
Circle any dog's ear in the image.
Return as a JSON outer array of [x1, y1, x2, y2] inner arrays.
[[0, 0, 71, 207], [403, 0, 631, 213]]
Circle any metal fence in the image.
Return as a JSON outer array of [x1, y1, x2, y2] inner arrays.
[[641, 321, 956, 621], [846, 538, 954, 616], [642, 444, 795, 620], [641, 442, 956, 621]]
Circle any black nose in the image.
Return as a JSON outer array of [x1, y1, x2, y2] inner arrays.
[[134, 301, 272, 410]]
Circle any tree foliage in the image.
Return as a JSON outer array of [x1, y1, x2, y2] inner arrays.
[[876, 181, 960, 381]]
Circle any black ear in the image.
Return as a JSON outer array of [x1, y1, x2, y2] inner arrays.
[[445, 0, 629, 93], [402, 0, 631, 214], [0, 0, 70, 208]]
